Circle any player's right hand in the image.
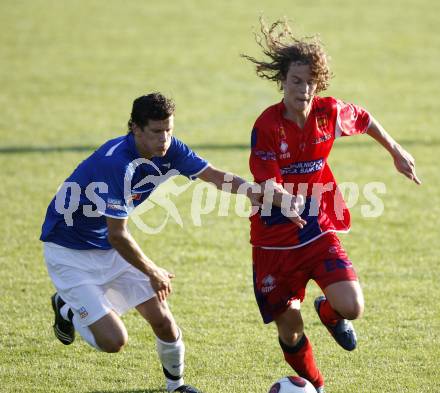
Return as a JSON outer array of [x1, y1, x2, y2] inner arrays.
[[150, 267, 175, 302], [392, 146, 422, 185]]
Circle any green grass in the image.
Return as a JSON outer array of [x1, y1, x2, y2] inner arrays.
[[1, 0, 439, 392]]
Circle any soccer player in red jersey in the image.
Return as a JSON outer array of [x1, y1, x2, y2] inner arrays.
[[242, 19, 421, 392]]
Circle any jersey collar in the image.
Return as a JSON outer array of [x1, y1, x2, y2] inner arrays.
[[278, 98, 316, 129], [127, 132, 141, 159]]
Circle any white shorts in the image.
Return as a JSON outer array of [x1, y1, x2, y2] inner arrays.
[[43, 242, 156, 327]]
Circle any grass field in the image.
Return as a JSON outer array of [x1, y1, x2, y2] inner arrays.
[[1, 1, 439, 392]]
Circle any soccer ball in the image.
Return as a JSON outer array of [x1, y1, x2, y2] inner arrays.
[[268, 376, 316, 393]]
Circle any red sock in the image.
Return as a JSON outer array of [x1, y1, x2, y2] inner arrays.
[[279, 335, 324, 388], [318, 299, 341, 325]]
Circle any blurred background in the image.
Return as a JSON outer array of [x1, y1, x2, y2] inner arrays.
[[1, 1, 439, 392]]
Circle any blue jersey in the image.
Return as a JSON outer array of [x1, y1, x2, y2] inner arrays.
[[40, 133, 208, 250]]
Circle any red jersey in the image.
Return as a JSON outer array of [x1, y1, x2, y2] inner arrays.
[[249, 96, 371, 248]]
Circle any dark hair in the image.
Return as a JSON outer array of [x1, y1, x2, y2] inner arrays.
[[128, 92, 175, 131], [241, 18, 332, 93]]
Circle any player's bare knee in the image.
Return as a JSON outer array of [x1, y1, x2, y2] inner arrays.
[[279, 329, 304, 348], [102, 343, 124, 353], [98, 334, 128, 353], [275, 306, 304, 345], [95, 327, 128, 353], [339, 300, 364, 320], [291, 331, 304, 346], [352, 301, 364, 319], [277, 321, 304, 346]]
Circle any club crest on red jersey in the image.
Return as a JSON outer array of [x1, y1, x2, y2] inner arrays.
[[313, 115, 331, 144], [316, 115, 328, 132]]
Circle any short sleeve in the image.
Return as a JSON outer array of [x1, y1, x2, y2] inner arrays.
[[92, 159, 130, 219], [249, 124, 282, 184], [335, 99, 371, 138], [170, 138, 209, 180]]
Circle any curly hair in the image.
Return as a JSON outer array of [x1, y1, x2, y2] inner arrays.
[[128, 92, 175, 132], [241, 18, 332, 93]]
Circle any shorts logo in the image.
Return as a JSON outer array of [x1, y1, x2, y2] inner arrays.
[[261, 275, 276, 293], [79, 307, 88, 319]]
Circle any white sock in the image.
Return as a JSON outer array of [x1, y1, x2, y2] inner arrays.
[[156, 328, 185, 392], [72, 313, 102, 351], [60, 304, 71, 321]]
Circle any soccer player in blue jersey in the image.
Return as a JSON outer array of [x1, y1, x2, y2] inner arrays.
[[41, 92, 260, 393]]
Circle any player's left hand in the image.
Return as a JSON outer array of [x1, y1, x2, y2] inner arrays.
[[247, 184, 263, 218], [150, 267, 175, 302], [248, 186, 263, 207], [392, 146, 421, 185]]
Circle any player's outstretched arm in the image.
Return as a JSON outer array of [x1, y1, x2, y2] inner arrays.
[[106, 217, 175, 302], [197, 164, 262, 207], [366, 117, 421, 185]]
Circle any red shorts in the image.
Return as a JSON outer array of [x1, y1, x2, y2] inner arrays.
[[252, 232, 358, 324]]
